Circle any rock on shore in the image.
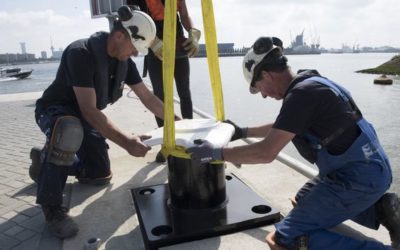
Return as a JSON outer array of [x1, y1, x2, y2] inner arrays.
[[357, 55, 400, 75]]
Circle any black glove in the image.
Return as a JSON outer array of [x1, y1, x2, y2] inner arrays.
[[223, 119, 248, 141], [186, 139, 223, 166]]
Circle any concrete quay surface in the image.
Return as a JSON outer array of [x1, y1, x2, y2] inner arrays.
[[0, 90, 391, 250]]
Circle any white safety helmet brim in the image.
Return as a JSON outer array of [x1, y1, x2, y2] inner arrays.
[[242, 45, 280, 94], [121, 10, 156, 55]]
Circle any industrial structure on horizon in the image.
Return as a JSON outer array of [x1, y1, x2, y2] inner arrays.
[[0, 40, 63, 64], [284, 30, 321, 55], [196, 43, 250, 57], [1, 37, 399, 64]]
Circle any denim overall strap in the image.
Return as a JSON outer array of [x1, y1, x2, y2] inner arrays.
[[275, 77, 393, 250], [299, 76, 390, 176]]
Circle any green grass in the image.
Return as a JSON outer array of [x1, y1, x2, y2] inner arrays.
[[357, 55, 400, 75]]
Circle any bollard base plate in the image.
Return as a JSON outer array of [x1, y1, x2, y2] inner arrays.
[[131, 173, 281, 250]]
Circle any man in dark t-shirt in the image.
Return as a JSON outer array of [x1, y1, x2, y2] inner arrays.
[[187, 37, 399, 249], [29, 6, 175, 239]]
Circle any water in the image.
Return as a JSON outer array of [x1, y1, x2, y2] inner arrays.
[[1, 53, 399, 193], [0, 62, 60, 94]]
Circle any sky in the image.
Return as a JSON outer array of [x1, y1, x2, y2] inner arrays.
[[1, 0, 399, 57]]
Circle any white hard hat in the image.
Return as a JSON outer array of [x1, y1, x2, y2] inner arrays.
[[242, 37, 283, 94], [119, 6, 156, 55]]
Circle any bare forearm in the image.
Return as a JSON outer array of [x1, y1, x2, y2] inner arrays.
[[130, 83, 165, 120], [224, 127, 294, 165], [81, 109, 129, 149], [139, 94, 164, 119], [223, 141, 276, 165], [178, 0, 193, 31], [247, 123, 274, 138]]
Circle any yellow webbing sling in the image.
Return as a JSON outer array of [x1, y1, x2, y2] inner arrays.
[[162, 0, 224, 159], [201, 0, 225, 121]]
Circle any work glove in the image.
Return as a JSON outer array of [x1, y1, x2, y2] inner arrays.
[[186, 139, 223, 166], [183, 28, 201, 57], [224, 120, 248, 141], [149, 36, 163, 60]]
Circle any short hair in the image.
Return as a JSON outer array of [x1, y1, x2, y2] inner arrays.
[[111, 20, 129, 38], [258, 48, 289, 73]]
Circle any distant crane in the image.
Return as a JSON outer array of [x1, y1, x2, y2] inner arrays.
[[353, 39, 360, 53]]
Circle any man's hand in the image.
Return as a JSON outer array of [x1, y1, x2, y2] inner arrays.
[[224, 119, 248, 141], [150, 36, 163, 60], [266, 231, 287, 250], [183, 28, 201, 57], [125, 135, 151, 157], [186, 139, 223, 166]]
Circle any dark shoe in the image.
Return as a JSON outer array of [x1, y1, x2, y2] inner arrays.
[[155, 150, 166, 163], [42, 205, 79, 239], [376, 193, 400, 249], [77, 172, 113, 186], [29, 147, 42, 183]]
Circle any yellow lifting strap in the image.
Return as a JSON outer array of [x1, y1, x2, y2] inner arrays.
[[201, 0, 225, 121], [162, 0, 225, 159], [162, 0, 179, 157]]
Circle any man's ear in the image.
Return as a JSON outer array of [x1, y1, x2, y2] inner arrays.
[[113, 30, 127, 41], [115, 30, 124, 39], [261, 70, 272, 81]]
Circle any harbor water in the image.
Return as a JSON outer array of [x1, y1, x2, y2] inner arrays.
[[1, 53, 399, 193]]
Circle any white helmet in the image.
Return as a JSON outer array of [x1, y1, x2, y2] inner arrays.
[[242, 37, 283, 94], [118, 6, 156, 55]]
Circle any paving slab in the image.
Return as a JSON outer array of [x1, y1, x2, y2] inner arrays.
[[0, 90, 392, 250]]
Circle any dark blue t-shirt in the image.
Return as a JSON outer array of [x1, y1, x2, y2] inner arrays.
[[273, 70, 360, 155], [37, 32, 142, 112]]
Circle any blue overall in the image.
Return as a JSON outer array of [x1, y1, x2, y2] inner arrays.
[[33, 32, 128, 206], [275, 76, 393, 249], [34, 105, 110, 206]]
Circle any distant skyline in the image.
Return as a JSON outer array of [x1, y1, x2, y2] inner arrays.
[[1, 0, 399, 57]]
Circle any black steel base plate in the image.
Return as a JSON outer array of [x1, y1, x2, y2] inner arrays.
[[131, 173, 281, 250]]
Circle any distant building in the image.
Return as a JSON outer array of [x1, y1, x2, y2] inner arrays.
[[20, 42, 27, 54], [41, 51, 48, 59], [52, 49, 63, 59], [0, 53, 36, 64], [51, 45, 63, 60], [197, 43, 249, 57]]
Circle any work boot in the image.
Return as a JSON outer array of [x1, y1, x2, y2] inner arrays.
[[29, 147, 42, 183], [42, 205, 79, 239], [155, 150, 166, 163], [76, 172, 113, 186], [376, 193, 400, 249]]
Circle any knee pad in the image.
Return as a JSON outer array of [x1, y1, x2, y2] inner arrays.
[[47, 116, 83, 166]]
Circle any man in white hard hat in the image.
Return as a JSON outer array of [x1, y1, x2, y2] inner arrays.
[[130, 0, 201, 163], [187, 36, 400, 249], [28, 6, 178, 239]]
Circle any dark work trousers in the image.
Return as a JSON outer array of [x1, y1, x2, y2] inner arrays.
[[34, 105, 110, 206], [146, 52, 193, 127]]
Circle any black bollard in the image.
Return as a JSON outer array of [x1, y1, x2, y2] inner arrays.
[[131, 154, 281, 250], [167, 156, 227, 210]]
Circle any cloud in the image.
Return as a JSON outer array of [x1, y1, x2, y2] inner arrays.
[[0, 9, 107, 56], [1, 0, 398, 56], [190, 0, 400, 48]]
